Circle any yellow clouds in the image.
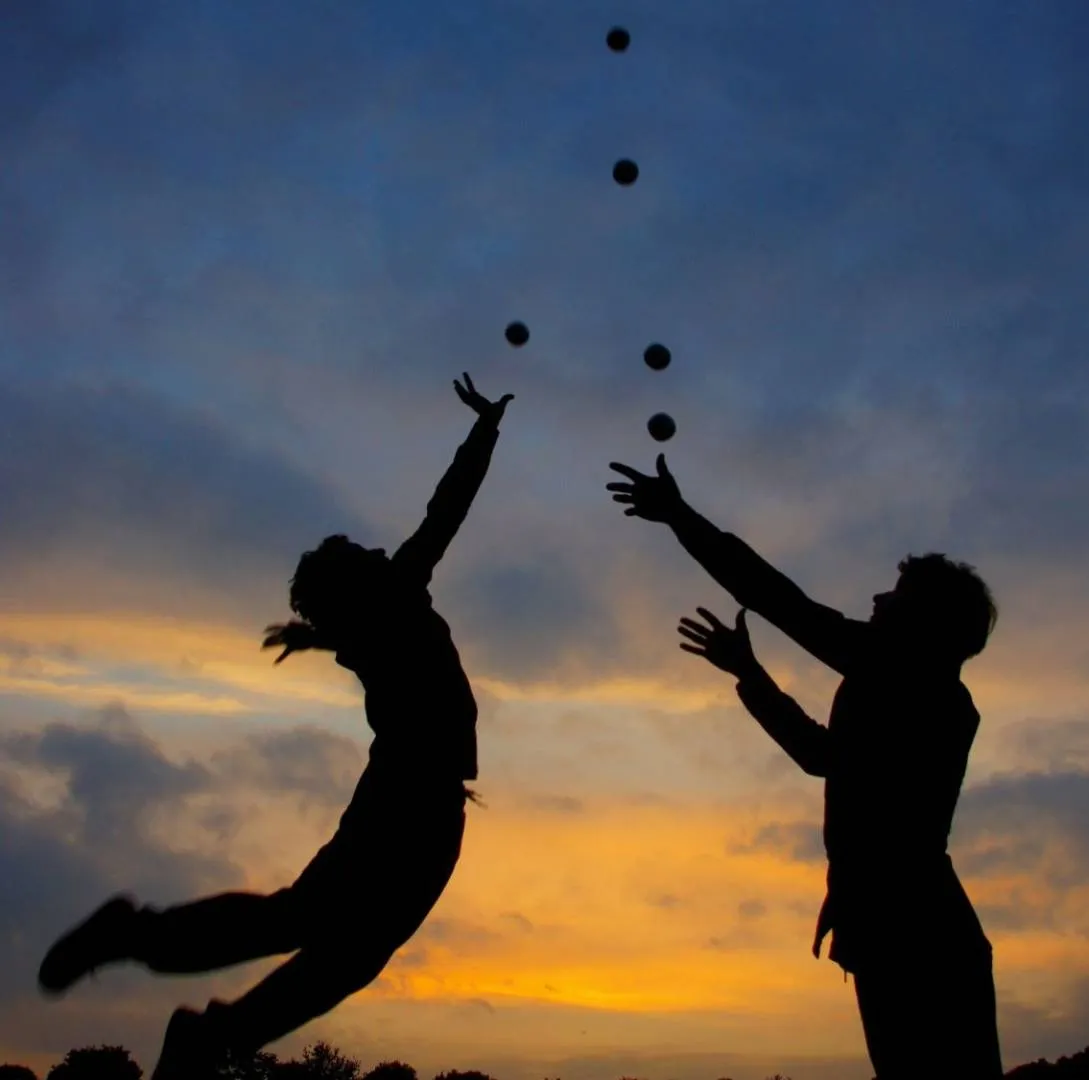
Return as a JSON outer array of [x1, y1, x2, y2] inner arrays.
[[475, 675, 730, 714], [370, 797, 829, 1016], [0, 611, 359, 717]]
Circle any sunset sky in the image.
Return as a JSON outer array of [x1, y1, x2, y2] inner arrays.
[[3, 2, 1089, 1078]]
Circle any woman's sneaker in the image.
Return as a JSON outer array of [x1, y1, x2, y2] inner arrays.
[[38, 894, 139, 996]]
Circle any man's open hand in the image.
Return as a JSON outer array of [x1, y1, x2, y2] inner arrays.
[[454, 372, 514, 424], [677, 607, 760, 678], [607, 454, 684, 523]]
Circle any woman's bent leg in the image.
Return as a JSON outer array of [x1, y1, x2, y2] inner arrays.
[[135, 888, 301, 974]]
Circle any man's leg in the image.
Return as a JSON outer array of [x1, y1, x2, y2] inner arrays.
[[853, 948, 1003, 1079]]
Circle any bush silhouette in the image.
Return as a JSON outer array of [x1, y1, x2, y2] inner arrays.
[[46, 1047, 142, 1080], [22, 1037, 1089, 1080], [214, 1048, 282, 1077], [274, 1043, 361, 1079], [362, 1063, 418, 1080]]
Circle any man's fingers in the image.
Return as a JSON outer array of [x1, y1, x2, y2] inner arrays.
[[611, 493, 634, 504], [678, 616, 708, 632], [736, 608, 750, 632], [695, 607, 724, 628], [677, 625, 706, 645], [656, 453, 672, 477], [609, 462, 646, 481], [462, 372, 474, 392], [605, 482, 633, 493], [679, 643, 705, 656], [624, 507, 639, 516]]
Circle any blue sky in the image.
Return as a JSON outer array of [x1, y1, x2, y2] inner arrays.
[[2, 3, 1089, 1078]]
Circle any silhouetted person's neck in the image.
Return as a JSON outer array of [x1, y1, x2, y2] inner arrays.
[[872, 628, 964, 680]]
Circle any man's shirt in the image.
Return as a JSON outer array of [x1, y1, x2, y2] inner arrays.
[[671, 510, 991, 971]]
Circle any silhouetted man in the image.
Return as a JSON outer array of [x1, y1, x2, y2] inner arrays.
[[608, 453, 1003, 1080], [38, 373, 513, 1080]]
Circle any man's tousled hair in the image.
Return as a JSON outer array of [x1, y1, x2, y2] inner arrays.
[[897, 552, 997, 662]]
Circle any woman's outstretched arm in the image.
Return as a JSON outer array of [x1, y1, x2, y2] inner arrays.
[[393, 373, 513, 587]]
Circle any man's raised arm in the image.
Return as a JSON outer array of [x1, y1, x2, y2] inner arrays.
[[609, 454, 868, 676], [393, 374, 512, 587]]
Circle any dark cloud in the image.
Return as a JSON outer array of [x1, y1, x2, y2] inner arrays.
[[0, 0, 147, 140], [730, 820, 826, 864], [999, 717, 1089, 773], [646, 893, 682, 911], [737, 898, 766, 920], [0, 706, 381, 1015], [446, 553, 619, 683], [520, 794, 586, 817], [0, 704, 240, 1003], [414, 917, 501, 952], [500, 911, 534, 933], [0, 379, 365, 607], [212, 725, 364, 813], [998, 976, 1089, 1070], [953, 770, 1089, 887], [725, 768, 1089, 894]]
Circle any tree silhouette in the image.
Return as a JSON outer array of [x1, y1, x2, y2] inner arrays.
[[46, 1047, 142, 1080], [213, 1048, 282, 1078], [1005, 1045, 1089, 1078], [274, 1044, 361, 1080], [16, 1036, 1089, 1080], [0, 1066, 39, 1080], [362, 1063, 418, 1080]]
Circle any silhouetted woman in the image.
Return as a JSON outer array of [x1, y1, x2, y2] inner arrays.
[[38, 373, 513, 1079]]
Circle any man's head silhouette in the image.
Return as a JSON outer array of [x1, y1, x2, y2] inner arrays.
[[870, 552, 997, 667], [289, 534, 390, 635]]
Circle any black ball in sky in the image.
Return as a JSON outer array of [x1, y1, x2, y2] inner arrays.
[[647, 412, 676, 442], [505, 321, 529, 347], [613, 159, 639, 186], [606, 27, 630, 52], [644, 343, 671, 371]]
